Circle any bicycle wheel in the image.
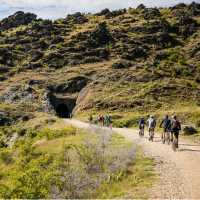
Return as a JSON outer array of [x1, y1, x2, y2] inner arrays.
[[139, 130, 141, 137], [141, 129, 144, 137], [172, 137, 177, 151], [167, 132, 171, 145], [162, 133, 165, 144], [150, 131, 154, 141]]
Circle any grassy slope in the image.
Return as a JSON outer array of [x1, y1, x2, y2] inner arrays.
[[0, 5, 200, 118]]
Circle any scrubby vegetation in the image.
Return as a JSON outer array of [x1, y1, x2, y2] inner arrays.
[[0, 118, 154, 198]]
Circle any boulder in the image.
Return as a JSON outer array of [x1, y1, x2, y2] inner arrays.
[[31, 50, 44, 62], [66, 12, 88, 24], [143, 8, 161, 20], [28, 79, 45, 86], [25, 62, 43, 69], [174, 14, 198, 37], [51, 36, 64, 44], [112, 60, 132, 69], [121, 46, 148, 60], [88, 22, 113, 47], [1, 85, 37, 104], [43, 52, 65, 68], [96, 8, 111, 16], [171, 3, 187, 10], [99, 9, 126, 19], [0, 76, 7, 81], [0, 111, 11, 126], [188, 2, 200, 16], [156, 32, 179, 48], [137, 4, 146, 10], [131, 19, 171, 34], [0, 66, 9, 73], [0, 48, 13, 66]]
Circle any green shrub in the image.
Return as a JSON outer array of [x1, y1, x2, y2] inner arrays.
[[179, 58, 187, 66], [169, 52, 179, 62], [39, 126, 77, 140], [56, 43, 63, 49], [16, 128, 27, 137], [0, 149, 13, 165], [113, 116, 140, 128], [0, 153, 57, 199], [195, 120, 200, 128], [27, 129, 38, 138]]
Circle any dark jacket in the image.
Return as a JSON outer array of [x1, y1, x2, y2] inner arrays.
[[139, 118, 145, 128], [160, 118, 171, 130]]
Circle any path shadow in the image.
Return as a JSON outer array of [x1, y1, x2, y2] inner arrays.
[[180, 143, 200, 147], [153, 140, 162, 143], [179, 148, 200, 152]]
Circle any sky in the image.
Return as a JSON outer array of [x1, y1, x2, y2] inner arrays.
[[0, 0, 199, 20]]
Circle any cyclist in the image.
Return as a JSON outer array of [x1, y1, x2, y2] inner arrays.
[[104, 114, 112, 128], [171, 115, 181, 151], [147, 115, 156, 141], [89, 114, 93, 124], [138, 117, 145, 137], [160, 115, 171, 144], [98, 114, 104, 127]]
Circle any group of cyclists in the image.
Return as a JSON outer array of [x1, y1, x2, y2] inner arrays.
[[91, 114, 113, 128], [90, 113, 181, 151], [139, 115, 181, 151]]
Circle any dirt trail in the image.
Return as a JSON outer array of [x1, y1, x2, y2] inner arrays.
[[65, 119, 200, 199]]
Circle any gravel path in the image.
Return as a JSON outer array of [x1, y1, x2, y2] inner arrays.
[[65, 119, 200, 199]]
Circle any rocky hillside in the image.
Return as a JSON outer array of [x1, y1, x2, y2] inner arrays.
[[1, 3, 200, 126]]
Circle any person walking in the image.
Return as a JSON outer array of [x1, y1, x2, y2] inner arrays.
[[104, 114, 112, 129], [171, 115, 181, 151], [147, 115, 156, 141], [98, 114, 104, 127]]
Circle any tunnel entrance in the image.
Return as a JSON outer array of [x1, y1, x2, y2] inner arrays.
[[47, 93, 77, 118], [55, 104, 70, 118]]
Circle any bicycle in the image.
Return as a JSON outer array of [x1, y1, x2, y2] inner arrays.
[[161, 132, 165, 144], [162, 131, 171, 145], [149, 128, 154, 141], [139, 127, 144, 137], [172, 132, 179, 151]]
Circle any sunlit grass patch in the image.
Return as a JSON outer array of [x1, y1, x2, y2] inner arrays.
[[35, 133, 88, 154]]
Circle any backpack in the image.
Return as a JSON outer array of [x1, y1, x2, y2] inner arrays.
[[149, 118, 156, 128], [172, 120, 180, 130]]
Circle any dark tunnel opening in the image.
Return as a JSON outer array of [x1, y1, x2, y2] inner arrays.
[[55, 104, 71, 118]]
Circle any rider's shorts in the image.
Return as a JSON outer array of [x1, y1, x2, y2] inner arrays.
[[164, 128, 171, 132], [139, 125, 145, 130], [149, 127, 155, 132]]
